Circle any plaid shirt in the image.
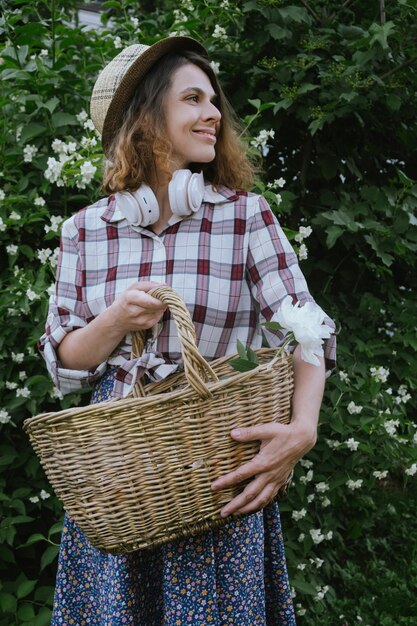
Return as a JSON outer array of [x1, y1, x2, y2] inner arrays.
[[39, 183, 336, 398]]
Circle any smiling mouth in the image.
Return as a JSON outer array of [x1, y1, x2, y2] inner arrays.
[[193, 130, 216, 141]]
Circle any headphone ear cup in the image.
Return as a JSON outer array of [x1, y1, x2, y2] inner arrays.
[[169, 170, 191, 217], [169, 170, 204, 217], [131, 185, 160, 226], [187, 171, 205, 213], [115, 191, 144, 226]]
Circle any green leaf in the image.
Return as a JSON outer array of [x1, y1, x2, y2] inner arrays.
[[17, 604, 36, 622], [267, 24, 289, 40], [228, 358, 259, 372], [51, 112, 77, 128], [20, 123, 46, 143], [40, 545, 59, 571], [0, 592, 17, 614], [291, 576, 319, 595], [17, 579, 37, 600], [19, 533, 48, 548], [236, 339, 247, 359]]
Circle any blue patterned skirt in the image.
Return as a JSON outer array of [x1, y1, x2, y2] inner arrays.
[[51, 370, 296, 625]]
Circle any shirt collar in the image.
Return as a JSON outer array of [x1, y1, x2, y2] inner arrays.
[[100, 182, 239, 224]]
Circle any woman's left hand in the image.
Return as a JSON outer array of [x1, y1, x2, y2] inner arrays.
[[211, 420, 317, 518]]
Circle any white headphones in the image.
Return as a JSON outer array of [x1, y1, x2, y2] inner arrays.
[[115, 170, 205, 227]]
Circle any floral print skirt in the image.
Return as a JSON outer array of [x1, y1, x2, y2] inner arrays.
[[51, 370, 296, 625]]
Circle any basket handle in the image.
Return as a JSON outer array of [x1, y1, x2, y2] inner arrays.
[[131, 285, 218, 399]]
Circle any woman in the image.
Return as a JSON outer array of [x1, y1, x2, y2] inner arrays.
[[40, 35, 336, 625]]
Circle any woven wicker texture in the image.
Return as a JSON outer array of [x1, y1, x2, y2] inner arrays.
[[24, 286, 294, 554]]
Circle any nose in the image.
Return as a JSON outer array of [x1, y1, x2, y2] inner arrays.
[[203, 99, 221, 123]]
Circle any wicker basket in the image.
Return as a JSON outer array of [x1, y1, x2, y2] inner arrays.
[[24, 286, 294, 554]]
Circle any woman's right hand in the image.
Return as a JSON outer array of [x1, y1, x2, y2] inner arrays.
[[109, 281, 167, 334], [57, 281, 167, 371]]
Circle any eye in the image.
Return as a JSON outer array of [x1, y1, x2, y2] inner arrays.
[[187, 94, 199, 102]]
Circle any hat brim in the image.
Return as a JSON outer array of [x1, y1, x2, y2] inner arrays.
[[101, 36, 208, 156]]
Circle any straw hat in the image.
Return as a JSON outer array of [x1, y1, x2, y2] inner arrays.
[[90, 36, 208, 156]]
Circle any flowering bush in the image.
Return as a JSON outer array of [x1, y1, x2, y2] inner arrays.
[[1, 1, 417, 624]]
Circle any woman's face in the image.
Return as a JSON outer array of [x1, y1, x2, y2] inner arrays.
[[164, 63, 221, 170]]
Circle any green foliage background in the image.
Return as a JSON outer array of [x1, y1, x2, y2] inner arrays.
[[1, 0, 417, 624]]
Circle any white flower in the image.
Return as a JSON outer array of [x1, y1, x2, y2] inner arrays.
[[29, 496, 40, 503], [315, 585, 329, 601], [52, 139, 66, 154], [220, 0, 230, 7], [275, 193, 282, 206], [298, 533, 305, 542], [370, 366, 390, 383], [44, 215, 64, 234], [34, 196, 46, 206], [383, 418, 400, 436], [310, 528, 325, 544], [347, 401, 363, 415], [212, 25, 227, 40], [19, 370, 27, 380], [339, 370, 350, 382], [130, 16, 139, 28], [298, 243, 308, 260], [297, 607, 306, 616], [114, 36, 123, 49], [251, 129, 275, 154], [299, 469, 314, 484], [7, 244, 18, 255], [40, 489, 50, 500], [39, 49, 48, 57], [50, 387, 64, 400], [295, 225, 313, 243], [50, 247, 60, 268], [6, 382, 18, 390], [80, 160, 97, 184], [16, 387, 30, 398], [345, 438, 360, 451], [76, 110, 89, 123], [346, 478, 363, 491], [10, 211, 21, 220], [0, 409, 11, 424], [297, 563, 306, 570], [80, 136, 98, 149], [23, 144, 38, 162], [307, 493, 315, 503], [26, 288, 39, 301], [210, 61, 220, 74], [270, 296, 333, 366], [0, 189, 5, 200], [373, 470, 388, 479], [315, 481, 329, 493], [405, 463, 417, 477], [310, 557, 324, 568], [37, 248, 53, 264], [292, 508, 307, 521], [45, 156, 63, 183], [395, 385, 411, 404], [321, 496, 331, 507], [0, 217, 6, 232], [299, 459, 313, 468], [83, 119, 95, 132], [12, 352, 24, 363], [325, 530, 333, 540]]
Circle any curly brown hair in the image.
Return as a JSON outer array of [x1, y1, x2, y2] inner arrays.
[[102, 50, 257, 194]]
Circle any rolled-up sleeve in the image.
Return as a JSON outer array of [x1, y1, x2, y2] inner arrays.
[[247, 196, 337, 370], [38, 216, 107, 394]]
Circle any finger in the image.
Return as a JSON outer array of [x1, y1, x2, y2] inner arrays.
[[228, 483, 279, 517], [218, 475, 268, 518], [230, 423, 287, 443], [126, 280, 165, 292], [211, 457, 263, 491], [127, 290, 167, 310]]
